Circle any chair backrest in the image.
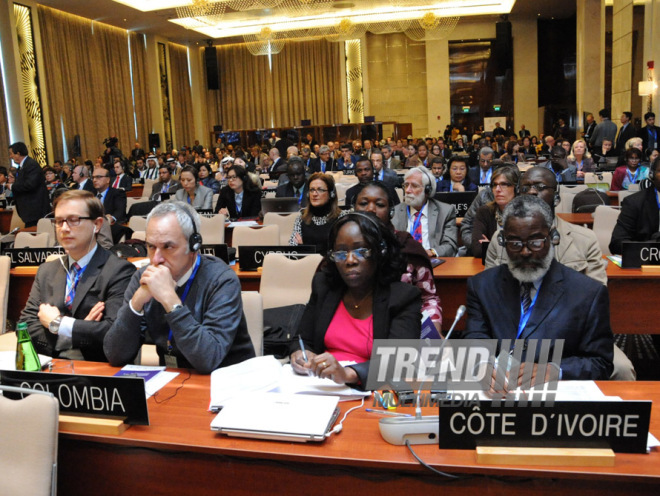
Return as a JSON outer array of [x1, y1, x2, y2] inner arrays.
[[36, 218, 56, 246], [0, 385, 59, 496], [233, 225, 280, 258], [0, 256, 10, 334], [593, 205, 621, 256], [262, 212, 298, 245], [335, 183, 353, 205], [9, 209, 25, 232], [583, 172, 613, 189], [142, 179, 157, 199], [618, 190, 636, 204], [128, 216, 148, 232], [14, 232, 50, 249], [241, 291, 263, 356], [199, 214, 226, 245], [554, 191, 577, 214], [132, 230, 146, 241], [260, 253, 323, 309]]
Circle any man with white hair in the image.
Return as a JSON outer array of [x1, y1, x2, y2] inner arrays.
[[391, 165, 458, 258], [464, 195, 613, 382], [104, 201, 255, 373]]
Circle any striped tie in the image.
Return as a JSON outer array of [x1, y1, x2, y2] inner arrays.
[[520, 282, 533, 315], [65, 263, 81, 312], [412, 210, 423, 243]]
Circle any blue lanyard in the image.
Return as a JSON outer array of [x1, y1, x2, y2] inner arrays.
[[650, 128, 657, 140], [626, 168, 639, 184], [167, 255, 201, 352], [407, 204, 425, 237], [66, 263, 88, 293], [655, 188, 660, 210], [517, 281, 542, 339]]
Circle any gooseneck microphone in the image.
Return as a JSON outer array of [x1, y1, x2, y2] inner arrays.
[[379, 305, 467, 445]]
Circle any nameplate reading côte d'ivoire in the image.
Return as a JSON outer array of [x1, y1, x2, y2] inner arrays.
[[439, 400, 651, 453], [4, 247, 65, 267], [0, 370, 149, 425]]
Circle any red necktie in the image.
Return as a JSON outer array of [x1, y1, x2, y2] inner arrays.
[[113, 176, 120, 188], [413, 210, 423, 243]]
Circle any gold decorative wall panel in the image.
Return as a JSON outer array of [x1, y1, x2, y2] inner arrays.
[[13, 3, 47, 165], [345, 39, 364, 123], [158, 42, 173, 151]]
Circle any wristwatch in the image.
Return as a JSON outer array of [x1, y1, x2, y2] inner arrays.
[[49, 316, 62, 335], [167, 303, 183, 314]]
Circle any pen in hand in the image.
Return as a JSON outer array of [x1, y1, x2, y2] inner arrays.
[[298, 335, 308, 362]]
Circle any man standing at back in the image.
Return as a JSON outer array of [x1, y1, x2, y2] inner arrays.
[[8, 142, 50, 226], [589, 108, 617, 150], [92, 167, 129, 244], [20, 190, 135, 361]]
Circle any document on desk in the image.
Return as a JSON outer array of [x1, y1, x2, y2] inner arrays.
[[209, 356, 369, 412], [0, 351, 51, 371], [228, 220, 260, 228], [114, 365, 178, 398]]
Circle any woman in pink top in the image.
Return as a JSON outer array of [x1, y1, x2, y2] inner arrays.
[[290, 212, 421, 387]]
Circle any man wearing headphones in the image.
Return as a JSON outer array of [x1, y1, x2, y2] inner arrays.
[[465, 195, 613, 382], [112, 160, 133, 191], [609, 157, 660, 254], [104, 201, 255, 373], [391, 165, 458, 258], [20, 190, 136, 361], [486, 166, 607, 285]]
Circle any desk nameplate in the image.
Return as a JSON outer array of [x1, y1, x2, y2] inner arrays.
[[4, 247, 66, 267], [621, 241, 660, 268]]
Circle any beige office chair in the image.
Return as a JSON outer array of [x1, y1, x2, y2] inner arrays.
[[335, 183, 353, 206], [592, 205, 621, 256], [260, 253, 323, 309], [9, 209, 25, 232], [618, 190, 636, 204], [128, 216, 147, 232], [14, 232, 50, 249], [242, 291, 263, 356], [583, 172, 613, 189], [132, 230, 146, 241], [262, 212, 297, 245], [233, 225, 280, 258], [0, 256, 10, 335], [199, 213, 226, 245], [0, 385, 59, 496], [142, 179, 157, 199], [36, 218, 57, 246]]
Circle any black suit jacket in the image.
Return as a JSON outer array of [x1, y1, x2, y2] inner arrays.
[[275, 182, 308, 208], [100, 187, 127, 223], [583, 121, 598, 143], [638, 124, 660, 152], [609, 187, 660, 254], [308, 157, 337, 173], [215, 186, 262, 219], [20, 247, 136, 361], [519, 129, 530, 138], [12, 156, 50, 225], [464, 260, 613, 380], [616, 123, 637, 153], [112, 174, 132, 191], [293, 273, 421, 387], [78, 178, 96, 193]]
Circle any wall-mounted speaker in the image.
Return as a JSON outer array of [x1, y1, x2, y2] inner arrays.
[[148, 133, 160, 150], [205, 47, 220, 90]]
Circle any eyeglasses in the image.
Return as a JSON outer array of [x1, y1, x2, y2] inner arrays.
[[503, 237, 548, 252], [92, 175, 109, 179], [309, 188, 328, 194], [519, 183, 554, 194], [227, 175, 239, 180], [402, 182, 423, 191], [328, 248, 372, 262], [53, 216, 93, 228], [491, 181, 513, 189]]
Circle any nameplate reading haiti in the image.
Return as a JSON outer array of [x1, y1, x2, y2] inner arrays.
[[0, 370, 149, 425], [200, 244, 229, 264], [240, 245, 316, 271], [621, 241, 660, 268], [4, 247, 66, 267], [439, 400, 651, 453]]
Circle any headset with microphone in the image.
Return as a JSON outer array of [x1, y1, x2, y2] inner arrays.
[[179, 205, 203, 252]]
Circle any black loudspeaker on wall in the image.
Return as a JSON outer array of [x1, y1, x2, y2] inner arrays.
[[205, 47, 220, 91], [72, 135, 81, 157], [493, 21, 512, 77], [148, 133, 160, 150]]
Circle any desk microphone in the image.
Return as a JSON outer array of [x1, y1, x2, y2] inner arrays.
[[379, 305, 466, 446]]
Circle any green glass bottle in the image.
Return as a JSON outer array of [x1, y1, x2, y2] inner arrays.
[[15, 322, 41, 371]]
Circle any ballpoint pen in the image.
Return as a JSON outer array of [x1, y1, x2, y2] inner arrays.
[[298, 335, 308, 362], [365, 409, 412, 417]]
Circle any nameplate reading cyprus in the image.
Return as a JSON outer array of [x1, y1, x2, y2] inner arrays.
[[439, 400, 651, 453], [240, 245, 316, 271], [621, 241, 660, 268], [5, 247, 66, 267], [0, 370, 149, 425]]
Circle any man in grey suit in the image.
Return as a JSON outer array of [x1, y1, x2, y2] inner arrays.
[[382, 145, 401, 169], [589, 108, 617, 150], [20, 190, 135, 361], [372, 149, 401, 189], [392, 165, 458, 258]]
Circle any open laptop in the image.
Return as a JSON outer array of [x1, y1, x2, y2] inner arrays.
[[261, 198, 301, 214], [211, 392, 340, 443]]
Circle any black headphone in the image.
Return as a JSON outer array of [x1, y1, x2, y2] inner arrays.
[[415, 166, 435, 197], [180, 206, 203, 252], [497, 228, 561, 247], [345, 212, 388, 256]]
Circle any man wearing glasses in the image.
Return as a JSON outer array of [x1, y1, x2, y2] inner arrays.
[[468, 146, 495, 185], [19, 190, 135, 361], [464, 194, 613, 382], [486, 166, 607, 285]]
